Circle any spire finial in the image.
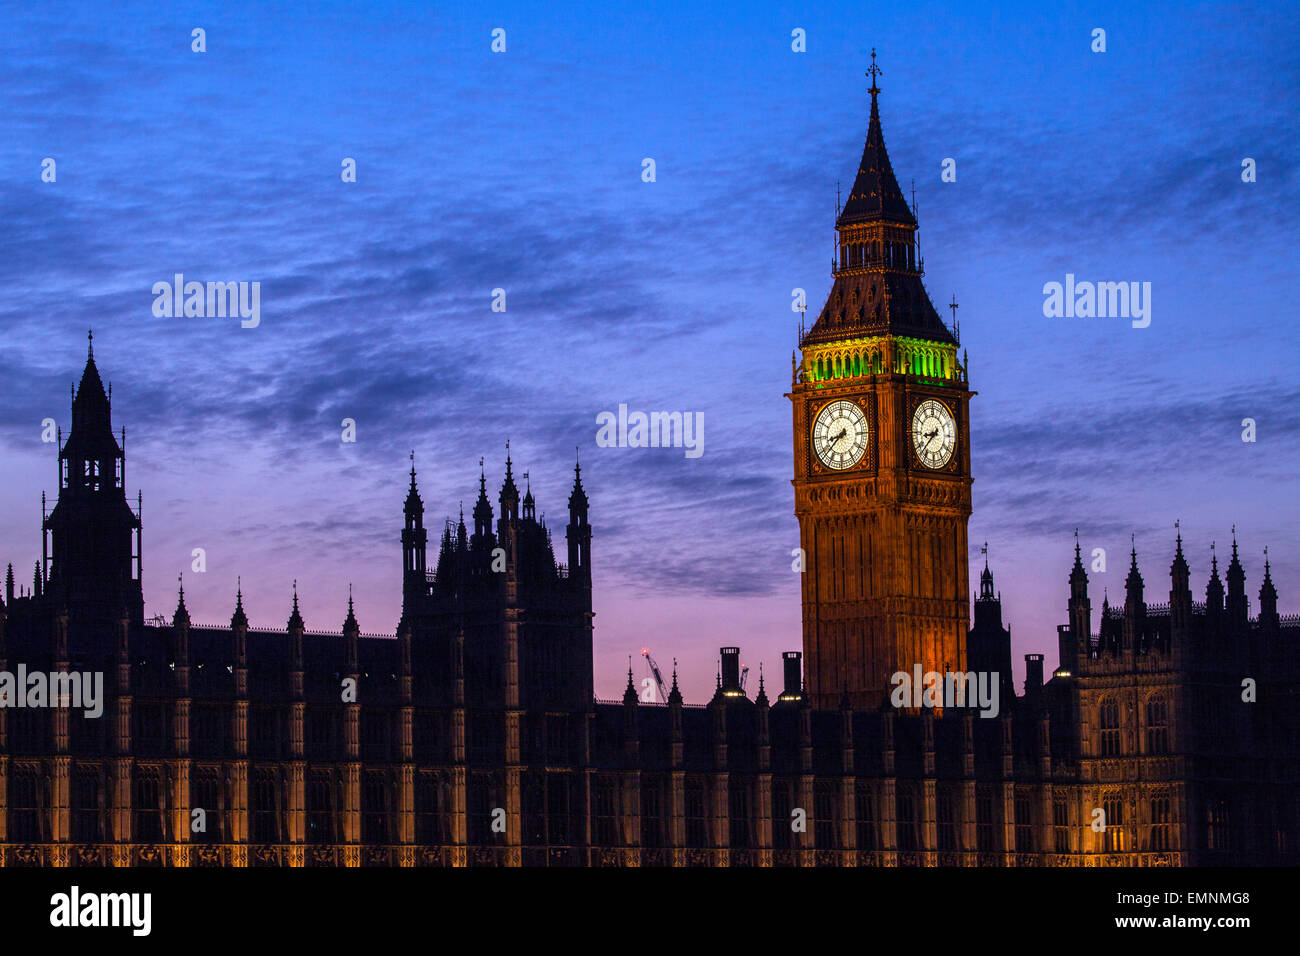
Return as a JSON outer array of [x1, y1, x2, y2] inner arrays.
[[981, 540, 988, 570], [87, 327, 94, 360], [348, 581, 354, 610], [867, 47, 881, 96], [409, 449, 416, 484]]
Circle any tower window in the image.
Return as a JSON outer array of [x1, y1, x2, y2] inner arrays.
[[1099, 698, 1121, 756], [133, 771, 165, 843], [855, 783, 876, 851], [1014, 792, 1034, 852], [1053, 793, 1069, 853], [936, 789, 956, 851], [1102, 795, 1125, 852], [1150, 795, 1170, 851], [1146, 695, 1169, 754]]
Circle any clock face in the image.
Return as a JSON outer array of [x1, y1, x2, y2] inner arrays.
[[912, 399, 956, 468], [812, 400, 868, 470]]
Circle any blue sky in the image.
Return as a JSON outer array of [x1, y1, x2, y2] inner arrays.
[[1, 0, 1297, 701]]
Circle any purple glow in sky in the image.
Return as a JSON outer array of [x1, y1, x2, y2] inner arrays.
[[1, 1, 1297, 703]]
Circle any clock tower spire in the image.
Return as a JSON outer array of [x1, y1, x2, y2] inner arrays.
[[789, 57, 974, 710]]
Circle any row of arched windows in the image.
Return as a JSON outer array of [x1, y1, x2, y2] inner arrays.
[[1098, 695, 1169, 756], [807, 344, 953, 383], [839, 240, 914, 271]]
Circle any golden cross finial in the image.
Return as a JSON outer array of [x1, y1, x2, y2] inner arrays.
[[867, 48, 882, 92]]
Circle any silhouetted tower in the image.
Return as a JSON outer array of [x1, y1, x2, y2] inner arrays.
[[1170, 523, 1192, 638], [566, 457, 590, 583], [402, 454, 428, 608], [1225, 532, 1248, 631], [472, 462, 494, 550], [968, 548, 1014, 704], [1064, 532, 1090, 671], [1259, 549, 1278, 626], [1205, 544, 1225, 625], [1123, 540, 1145, 650], [43, 331, 143, 625], [499, 446, 520, 528]]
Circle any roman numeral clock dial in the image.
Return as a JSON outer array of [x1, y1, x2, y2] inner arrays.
[[912, 399, 956, 468], [812, 399, 868, 470]]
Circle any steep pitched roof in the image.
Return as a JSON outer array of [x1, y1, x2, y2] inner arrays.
[[837, 88, 916, 228]]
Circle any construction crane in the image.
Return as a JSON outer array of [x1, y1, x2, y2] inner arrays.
[[641, 648, 669, 704], [740, 664, 749, 693]]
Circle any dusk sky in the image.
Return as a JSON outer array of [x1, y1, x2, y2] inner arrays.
[[1, 0, 1296, 703]]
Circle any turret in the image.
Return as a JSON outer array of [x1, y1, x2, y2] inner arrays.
[[1226, 531, 1248, 629], [1259, 548, 1278, 627], [1169, 522, 1192, 635], [969, 549, 1014, 701], [498, 445, 520, 527], [287, 580, 305, 701], [566, 456, 591, 584], [231, 579, 248, 700], [1206, 544, 1225, 625], [472, 463, 494, 546], [43, 332, 144, 625], [401, 454, 429, 609], [522, 474, 536, 522], [1064, 532, 1089, 671], [343, 584, 360, 675], [1124, 538, 1144, 616], [172, 575, 190, 680]]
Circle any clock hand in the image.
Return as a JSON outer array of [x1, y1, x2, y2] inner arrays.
[[829, 428, 847, 445]]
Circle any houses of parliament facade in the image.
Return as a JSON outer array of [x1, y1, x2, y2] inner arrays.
[[2, 67, 1297, 869]]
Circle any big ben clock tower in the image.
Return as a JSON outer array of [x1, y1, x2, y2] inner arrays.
[[789, 54, 973, 710]]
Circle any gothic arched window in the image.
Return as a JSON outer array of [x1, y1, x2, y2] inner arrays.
[[1102, 793, 1126, 852], [1099, 697, 1121, 756], [1146, 695, 1169, 754]]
